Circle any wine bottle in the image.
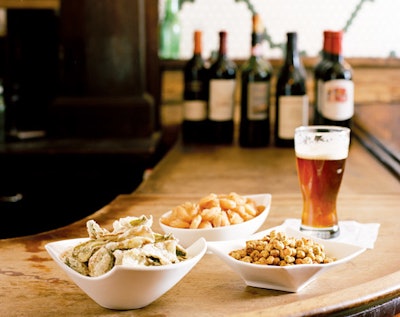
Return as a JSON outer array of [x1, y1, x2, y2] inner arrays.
[[275, 32, 308, 147], [313, 30, 333, 125], [239, 14, 273, 148], [182, 30, 208, 144], [206, 31, 237, 144], [315, 30, 354, 128], [159, 0, 181, 59]]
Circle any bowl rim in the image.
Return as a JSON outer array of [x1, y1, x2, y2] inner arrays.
[[45, 237, 208, 280], [159, 193, 272, 233], [206, 226, 366, 270]]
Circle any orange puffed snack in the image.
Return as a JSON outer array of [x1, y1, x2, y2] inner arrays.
[[160, 192, 265, 229]]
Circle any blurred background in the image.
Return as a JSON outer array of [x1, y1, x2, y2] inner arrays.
[[160, 0, 400, 59], [0, 0, 398, 238]]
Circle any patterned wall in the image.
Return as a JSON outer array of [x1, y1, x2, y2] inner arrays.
[[159, 0, 400, 60]]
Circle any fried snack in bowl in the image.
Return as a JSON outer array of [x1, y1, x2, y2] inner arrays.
[[45, 215, 207, 310], [207, 226, 366, 292], [159, 193, 271, 248]]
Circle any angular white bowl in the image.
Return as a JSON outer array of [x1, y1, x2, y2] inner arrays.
[[207, 226, 366, 292], [46, 237, 207, 310], [159, 194, 272, 248]]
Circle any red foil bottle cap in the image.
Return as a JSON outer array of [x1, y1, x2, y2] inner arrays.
[[323, 30, 333, 52], [330, 31, 343, 55], [194, 30, 202, 54], [252, 14, 264, 34]]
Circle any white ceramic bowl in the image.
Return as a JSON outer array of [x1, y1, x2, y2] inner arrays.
[[159, 194, 272, 248], [207, 226, 366, 292], [45, 237, 207, 310]]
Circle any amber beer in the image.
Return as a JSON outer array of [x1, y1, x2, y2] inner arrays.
[[294, 126, 350, 239]]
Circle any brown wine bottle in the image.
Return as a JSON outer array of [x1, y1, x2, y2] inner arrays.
[[182, 30, 208, 144], [275, 32, 308, 147], [314, 30, 354, 128], [239, 14, 273, 148], [206, 31, 237, 144]]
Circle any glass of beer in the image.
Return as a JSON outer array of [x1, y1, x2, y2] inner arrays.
[[294, 126, 350, 239]]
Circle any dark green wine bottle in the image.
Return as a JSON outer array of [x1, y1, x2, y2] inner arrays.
[[275, 32, 308, 148], [182, 30, 208, 144], [239, 14, 273, 148], [206, 31, 237, 144]]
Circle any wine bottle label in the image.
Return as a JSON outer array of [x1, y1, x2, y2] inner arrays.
[[321, 79, 354, 120], [186, 79, 203, 93], [209, 79, 236, 121], [278, 95, 308, 139], [317, 79, 324, 112], [183, 100, 207, 121], [247, 82, 269, 120]]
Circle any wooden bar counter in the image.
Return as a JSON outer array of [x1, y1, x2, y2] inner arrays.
[[1, 138, 400, 317]]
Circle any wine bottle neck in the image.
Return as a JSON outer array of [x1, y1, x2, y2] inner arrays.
[[165, 0, 179, 15], [250, 14, 264, 57], [328, 31, 344, 62], [193, 30, 202, 55], [250, 33, 263, 57], [218, 31, 228, 56], [321, 30, 333, 60], [284, 32, 300, 66]]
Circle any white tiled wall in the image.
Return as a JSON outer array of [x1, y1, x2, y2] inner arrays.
[[159, 0, 400, 60]]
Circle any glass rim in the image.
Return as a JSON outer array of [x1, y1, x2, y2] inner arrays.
[[295, 125, 351, 134]]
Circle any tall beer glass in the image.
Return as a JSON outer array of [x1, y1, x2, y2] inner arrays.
[[294, 126, 350, 239]]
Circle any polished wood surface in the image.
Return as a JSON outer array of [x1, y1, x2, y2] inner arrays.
[[1, 139, 400, 316], [355, 104, 400, 159], [136, 139, 400, 196], [353, 103, 400, 179]]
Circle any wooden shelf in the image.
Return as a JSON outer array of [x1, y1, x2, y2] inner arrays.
[[0, 0, 59, 9]]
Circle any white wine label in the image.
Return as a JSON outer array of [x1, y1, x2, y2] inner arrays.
[[278, 95, 308, 139], [247, 82, 269, 120], [321, 80, 354, 120], [209, 79, 236, 121], [183, 100, 207, 121]]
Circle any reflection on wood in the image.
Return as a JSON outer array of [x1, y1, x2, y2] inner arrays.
[[353, 103, 400, 179]]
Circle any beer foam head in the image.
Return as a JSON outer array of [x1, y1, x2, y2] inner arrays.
[[294, 126, 350, 160]]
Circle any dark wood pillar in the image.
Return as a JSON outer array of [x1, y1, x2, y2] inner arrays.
[[49, 0, 160, 138]]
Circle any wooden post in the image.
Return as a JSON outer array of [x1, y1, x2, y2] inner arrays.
[[50, 0, 160, 138]]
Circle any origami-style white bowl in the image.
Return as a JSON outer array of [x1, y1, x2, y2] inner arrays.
[[207, 226, 366, 292], [46, 237, 207, 310], [159, 194, 272, 248]]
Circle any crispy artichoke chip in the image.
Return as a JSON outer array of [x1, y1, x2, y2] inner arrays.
[[72, 239, 107, 263], [87, 220, 110, 239], [106, 236, 153, 251], [61, 215, 187, 277], [60, 249, 90, 276], [88, 247, 115, 277]]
